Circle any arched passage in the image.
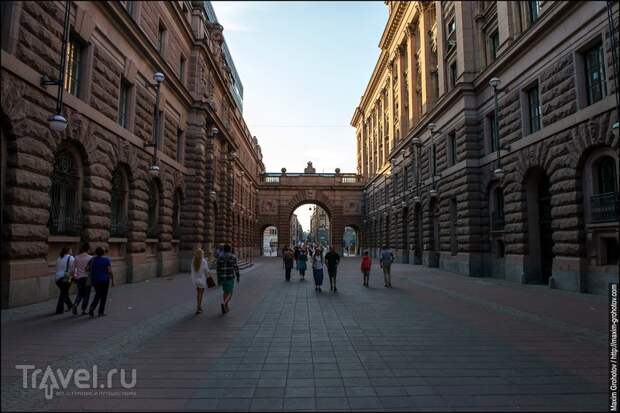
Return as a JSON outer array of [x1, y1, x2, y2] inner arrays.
[[262, 225, 278, 256], [524, 167, 554, 285]]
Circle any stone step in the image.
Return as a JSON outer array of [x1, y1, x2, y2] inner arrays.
[[238, 260, 254, 270]]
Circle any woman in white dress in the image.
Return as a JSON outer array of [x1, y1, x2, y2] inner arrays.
[[191, 248, 209, 314]]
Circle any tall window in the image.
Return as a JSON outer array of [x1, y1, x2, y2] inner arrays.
[[489, 31, 499, 61], [448, 132, 457, 166], [431, 143, 437, 176], [528, 1, 541, 24], [64, 34, 83, 96], [179, 55, 186, 83], [527, 85, 541, 134], [147, 181, 159, 238], [110, 168, 128, 237], [157, 22, 166, 54], [488, 112, 498, 153], [450, 198, 457, 255], [584, 43, 607, 105], [492, 187, 505, 231], [596, 157, 618, 194], [118, 79, 131, 128], [49, 149, 81, 235], [176, 128, 184, 163], [450, 62, 457, 89]]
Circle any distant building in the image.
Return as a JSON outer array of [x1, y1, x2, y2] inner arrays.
[[290, 214, 303, 246], [310, 207, 330, 246], [263, 226, 278, 256]]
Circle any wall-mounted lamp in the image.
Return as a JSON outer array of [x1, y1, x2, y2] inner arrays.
[[490, 77, 507, 180], [427, 122, 440, 196], [40, 0, 71, 131], [145, 71, 165, 174]]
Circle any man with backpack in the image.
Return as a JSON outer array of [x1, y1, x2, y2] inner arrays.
[[380, 245, 394, 288]]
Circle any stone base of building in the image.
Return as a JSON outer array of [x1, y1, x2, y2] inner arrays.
[[439, 253, 483, 277], [423, 251, 440, 268], [2, 258, 51, 308]]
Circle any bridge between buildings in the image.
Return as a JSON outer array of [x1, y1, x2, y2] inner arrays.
[[257, 162, 365, 254]]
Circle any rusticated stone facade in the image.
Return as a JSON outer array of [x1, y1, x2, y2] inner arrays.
[[0, 1, 264, 308], [353, 1, 618, 295]]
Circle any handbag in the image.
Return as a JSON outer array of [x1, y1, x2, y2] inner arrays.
[[62, 256, 72, 283], [206, 275, 216, 289]]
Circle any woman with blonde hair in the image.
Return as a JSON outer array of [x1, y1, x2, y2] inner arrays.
[[191, 248, 210, 314]]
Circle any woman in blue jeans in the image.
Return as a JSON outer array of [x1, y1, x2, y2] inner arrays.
[[87, 247, 114, 318]]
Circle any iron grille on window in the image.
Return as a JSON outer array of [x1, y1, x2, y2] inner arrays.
[[49, 150, 82, 235], [590, 192, 619, 223], [491, 211, 505, 230], [585, 43, 606, 105], [110, 169, 128, 237]]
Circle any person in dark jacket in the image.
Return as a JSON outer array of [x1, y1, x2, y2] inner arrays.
[[324, 246, 341, 292], [87, 247, 114, 318], [217, 244, 240, 314], [283, 247, 294, 281]]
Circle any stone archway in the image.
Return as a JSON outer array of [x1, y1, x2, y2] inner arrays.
[[257, 174, 364, 254]]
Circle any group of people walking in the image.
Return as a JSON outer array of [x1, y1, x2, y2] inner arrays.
[[54, 243, 114, 318], [282, 244, 395, 290]]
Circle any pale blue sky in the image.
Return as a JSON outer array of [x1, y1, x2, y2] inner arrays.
[[211, 1, 387, 230]]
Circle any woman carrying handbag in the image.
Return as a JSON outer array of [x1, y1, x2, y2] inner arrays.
[[191, 248, 215, 314]]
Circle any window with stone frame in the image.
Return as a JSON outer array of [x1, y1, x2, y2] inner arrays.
[[491, 186, 505, 231], [110, 167, 128, 237], [179, 54, 186, 83], [489, 30, 499, 61], [526, 83, 541, 134], [528, 0, 541, 25], [176, 128, 185, 163], [157, 20, 167, 54], [118, 78, 131, 128], [49, 148, 82, 235], [448, 131, 457, 166], [449, 61, 457, 90], [147, 180, 160, 238], [583, 42, 607, 106], [595, 156, 618, 195], [64, 33, 84, 96]]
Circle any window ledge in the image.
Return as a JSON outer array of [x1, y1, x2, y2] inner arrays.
[[172, 239, 180, 244], [109, 237, 128, 243], [145, 238, 159, 244], [48, 235, 80, 243]]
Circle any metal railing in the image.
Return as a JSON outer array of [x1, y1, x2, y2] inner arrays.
[[491, 211, 505, 231], [260, 173, 361, 184], [110, 221, 128, 237], [591, 192, 619, 223], [49, 213, 83, 236]]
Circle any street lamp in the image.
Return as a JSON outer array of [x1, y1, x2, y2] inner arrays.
[[145, 71, 165, 175], [40, 0, 71, 131], [490, 77, 506, 179]]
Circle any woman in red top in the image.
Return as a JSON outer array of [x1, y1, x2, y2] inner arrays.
[[361, 250, 372, 287]]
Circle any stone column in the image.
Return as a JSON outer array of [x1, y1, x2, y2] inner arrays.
[[388, 60, 395, 153], [179, 111, 208, 270], [455, 1, 476, 82], [407, 22, 417, 128], [435, 0, 446, 97], [419, 6, 435, 113], [397, 44, 408, 142]]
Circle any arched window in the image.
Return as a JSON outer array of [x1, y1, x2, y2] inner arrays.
[[147, 180, 159, 238], [110, 168, 128, 237], [596, 156, 617, 194], [172, 190, 181, 239], [49, 149, 82, 235]]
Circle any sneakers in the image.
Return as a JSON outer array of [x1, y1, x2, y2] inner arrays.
[[221, 303, 226, 314], [72, 305, 78, 315], [334, 287, 338, 292]]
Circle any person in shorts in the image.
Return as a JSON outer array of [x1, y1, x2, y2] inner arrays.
[[216, 244, 240, 314]]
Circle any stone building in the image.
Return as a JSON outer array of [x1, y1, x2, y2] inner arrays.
[[310, 206, 330, 246], [290, 214, 303, 246], [352, 1, 619, 295], [0, 1, 264, 308]]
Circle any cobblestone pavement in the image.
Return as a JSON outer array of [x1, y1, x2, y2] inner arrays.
[[1, 258, 608, 411]]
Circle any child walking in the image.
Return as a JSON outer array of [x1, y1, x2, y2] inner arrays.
[[361, 251, 372, 287]]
